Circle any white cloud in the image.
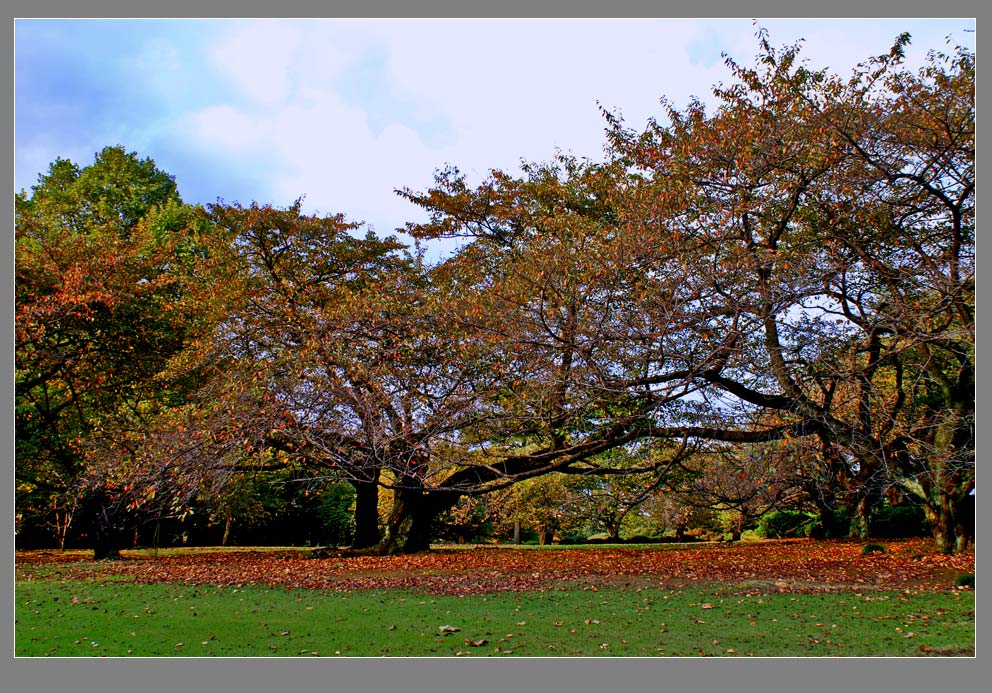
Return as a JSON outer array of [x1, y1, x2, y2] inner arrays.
[[207, 21, 305, 106], [180, 20, 735, 225], [180, 105, 269, 152], [172, 18, 975, 243]]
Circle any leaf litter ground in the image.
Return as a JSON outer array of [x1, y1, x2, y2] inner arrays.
[[16, 538, 973, 596]]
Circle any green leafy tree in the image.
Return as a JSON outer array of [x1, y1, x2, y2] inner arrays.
[[497, 474, 585, 545], [567, 445, 681, 542], [205, 468, 290, 547], [435, 495, 495, 544], [316, 482, 357, 547], [15, 146, 231, 557]]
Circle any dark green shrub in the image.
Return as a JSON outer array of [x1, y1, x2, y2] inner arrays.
[[501, 526, 540, 545], [756, 510, 816, 539], [863, 542, 887, 555], [624, 534, 660, 544], [869, 505, 928, 538], [805, 508, 851, 539], [316, 483, 356, 547], [955, 574, 974, 588], [518, 527, 540, 544]]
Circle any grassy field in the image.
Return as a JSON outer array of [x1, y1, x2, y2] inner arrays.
[[15, 539, 975, 657], [16, 580, 975, 657]]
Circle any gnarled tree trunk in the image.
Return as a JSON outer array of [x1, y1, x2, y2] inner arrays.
[[378, 482, 459, 555], [921, 487, 974, 555]]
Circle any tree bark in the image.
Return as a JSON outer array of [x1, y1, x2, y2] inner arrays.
[[923, 499, 955, 555], [378, 484, 458, 555], [351, 475, 381, 550], [221, 516, 232, 547], [923, 488, 973, 555], [847, 495, 872, 540]]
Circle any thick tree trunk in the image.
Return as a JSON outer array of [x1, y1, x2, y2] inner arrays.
[[809, 497, 845, 539], [730, 515, 744, 542], [923, 489, 970, 555], [351, 476, 381, 550], [924, 501, 954, 555], [935, 405, 974, 554], [896, 476, 973, 555], [848, 500, 871, 539], [913, 378, 974, 555], [378, 485, 457, 555]]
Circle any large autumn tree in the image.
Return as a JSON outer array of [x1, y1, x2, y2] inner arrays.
[[115, 201, 493, 554], [387, 155, 793, 552], [819, 40, 974, 552], [149, 171, 704, 555], [604, 32, 973, 551], [15, 146, 232, 556], [206, 201, 471, 553]]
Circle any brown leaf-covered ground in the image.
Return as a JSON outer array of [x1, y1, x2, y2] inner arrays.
[[15, 538, 974, 596]]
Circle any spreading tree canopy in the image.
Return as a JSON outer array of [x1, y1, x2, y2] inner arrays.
[[16, 32, 973, 556]]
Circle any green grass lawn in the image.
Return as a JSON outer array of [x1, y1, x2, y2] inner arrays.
[[16, 578, 974, 657]]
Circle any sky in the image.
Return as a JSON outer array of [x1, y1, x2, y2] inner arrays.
[[15, 18, 976, 251]]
